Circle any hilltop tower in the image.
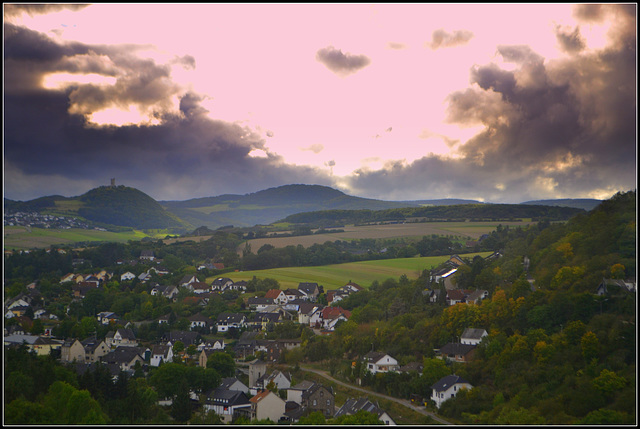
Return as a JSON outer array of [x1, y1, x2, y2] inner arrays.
[[110, 178, 116, 187]]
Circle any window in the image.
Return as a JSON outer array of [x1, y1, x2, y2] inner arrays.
[[313, 400, 317, 406]]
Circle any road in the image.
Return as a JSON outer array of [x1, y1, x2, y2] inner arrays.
[[295, 365, 453, 425]]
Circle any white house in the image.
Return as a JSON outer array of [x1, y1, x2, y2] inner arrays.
[[120, 271, 136, 281], [216, 313, 246, 333], [460, 328, 488, 346], [150, 344, 173, 367], [363, 351, 399, 374], [203, 388, 251, 424], [431, 375, 473, 409]]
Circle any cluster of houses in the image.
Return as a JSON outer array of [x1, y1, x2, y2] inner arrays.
[[359, 327, 487, 409], [198, 358, 396, 424], [4, 211, 92, 230]]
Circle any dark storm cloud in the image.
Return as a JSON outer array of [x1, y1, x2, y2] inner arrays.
[[345, 6, 636, 202], [316, 46, 371, 76], [3, 24, 332, 201], [428, 29, 474, 50], [3, 3, 89, 19], [554, 25, 585, 54]]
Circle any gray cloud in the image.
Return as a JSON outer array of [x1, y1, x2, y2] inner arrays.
[[554, 25, 585, 54], [316, 46, 371, 76], [345, 6, 636, 202], [428, 29, 474, 50], [3, 3, 89, 19], [3, 24, 333, 201]]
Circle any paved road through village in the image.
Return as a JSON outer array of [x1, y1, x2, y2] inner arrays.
[[295, 365, 453, 425]]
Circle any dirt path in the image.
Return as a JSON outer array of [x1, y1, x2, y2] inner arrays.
[[296, 365, 453, 425]]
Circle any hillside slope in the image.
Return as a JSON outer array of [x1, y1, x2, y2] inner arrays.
[[161, 184, 419, 228]]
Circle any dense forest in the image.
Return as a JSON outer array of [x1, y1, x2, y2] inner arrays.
[[281, 204, 585, 227], [3, 191, 636, 425]]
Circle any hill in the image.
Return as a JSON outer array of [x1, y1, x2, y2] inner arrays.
[[279, 203, 586, 227], [5, 186, 191, 231], [160, 184, 419, 228], [520, 198, 602, 211]]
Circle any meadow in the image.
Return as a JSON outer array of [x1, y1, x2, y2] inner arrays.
[[3, 226, 152, 251], [241, 220, 534, 252], [211, 252, 493, 290]]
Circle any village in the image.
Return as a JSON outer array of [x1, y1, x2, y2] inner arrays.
[[2, 247, 504, 425], [4, 211, 96, 231]]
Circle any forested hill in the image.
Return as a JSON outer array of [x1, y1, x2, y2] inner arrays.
[[76, 186, 188, 229], [5, 186, 190, 231], [281, 203, 586, 226], [160, 184, 418, 228], [520, 198, 602, 211]]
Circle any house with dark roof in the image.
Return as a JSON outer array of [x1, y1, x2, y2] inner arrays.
[[334, 397, 395, 425], [254, 370, 292, 394], [461, 328, 488, 345], [436, 342, 477, 363], [247, 296, 275, 311], [203, 387, 251, 423], [216, 313, 247, 332], [219, 377, 249, 394], [211, 277, 234, 292], [431, 375, 472, 409], [188, 313, 213, 331], [101, 346, 145, 372], [82, 337, 109, 363], [247, 312, 281, 331], [397, 361, 424, 374], [165, 330, 201, 346], [300, 382, 335, 418], [179, 274, 198, 288], [298, 282, 320, 301], [105, 328, 137, 348], [363, 351, 398, 374], [150, 344, 173, 367], [139, 250, 155, 261], [596, 277, 636, 295]]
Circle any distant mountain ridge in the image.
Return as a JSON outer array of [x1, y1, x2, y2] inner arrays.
[[160, 184, 419, 228], [5, 184, 604, 231], [520, 198, 602, 211]]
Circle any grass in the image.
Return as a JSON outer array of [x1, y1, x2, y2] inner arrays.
[[242, 220, 534, 253], [3, 226, 151, 251], [211, 252, 492, 290]]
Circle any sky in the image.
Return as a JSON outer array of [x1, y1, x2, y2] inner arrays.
[[3, 3, 637, 203]]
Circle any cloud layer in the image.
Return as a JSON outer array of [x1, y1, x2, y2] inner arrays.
[[3, 4, 636, 204]]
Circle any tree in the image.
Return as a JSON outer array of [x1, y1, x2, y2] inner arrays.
[[171, 379, 192, 422], [172, 340, 185, 355], [206, 352, 236, 377], [331, 410, 384, 425], [580, 331, 600, 362], [421, 357, 450, 387], [298, 411, 326, 424]]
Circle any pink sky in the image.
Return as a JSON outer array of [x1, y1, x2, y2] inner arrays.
[[4, 4, 635, 202]]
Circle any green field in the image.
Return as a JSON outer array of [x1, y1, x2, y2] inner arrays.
[[3, 226, 153, 250], [212, 252, 492, 290]]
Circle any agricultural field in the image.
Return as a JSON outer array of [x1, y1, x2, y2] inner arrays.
[[3, 226, 152, 251], [212, 252, 492, 290], [241, 220, 534, 252]]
